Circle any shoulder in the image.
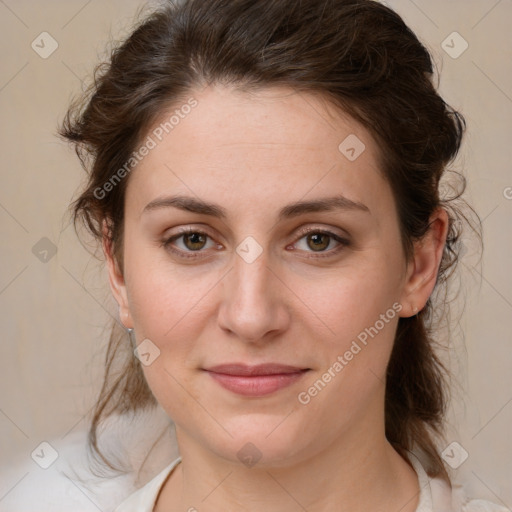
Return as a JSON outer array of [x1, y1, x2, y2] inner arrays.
[[452, 486, 510, 512], [0, 410, 178, 512], [431, 476, 509, 512], [462, 501, 510, 512], [406, 450, 509, 512], [0, 429, 137, 512], [113, 457, 182, 512]]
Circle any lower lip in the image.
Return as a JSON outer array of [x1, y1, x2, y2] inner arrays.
[[206, 370, 309, 396]]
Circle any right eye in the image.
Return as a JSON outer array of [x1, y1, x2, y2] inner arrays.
[[162, 227, 222, 259]]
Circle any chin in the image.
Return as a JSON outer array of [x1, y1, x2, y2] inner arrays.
[[198, 417, 314, 469]]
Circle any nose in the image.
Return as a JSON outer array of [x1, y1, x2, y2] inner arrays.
[[217, 245, 290, 343]]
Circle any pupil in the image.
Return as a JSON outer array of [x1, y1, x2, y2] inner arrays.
[[309, 233, 328, 251], [186, 233, 205, 250]]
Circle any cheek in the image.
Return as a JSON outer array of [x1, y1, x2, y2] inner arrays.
[[294, 277, 401, 435], [298, 256, 403, 402], [124, 242, 217, 339], [125, 257, 212, 416], [301, 258, 402, 342]]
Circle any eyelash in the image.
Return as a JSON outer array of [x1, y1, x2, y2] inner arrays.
[[161, 226, 350, 260]]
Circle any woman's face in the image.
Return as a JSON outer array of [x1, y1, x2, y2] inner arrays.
[[107, 84, 440, 467]]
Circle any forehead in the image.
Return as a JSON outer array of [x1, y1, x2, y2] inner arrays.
[[126, 84, 392, 221]]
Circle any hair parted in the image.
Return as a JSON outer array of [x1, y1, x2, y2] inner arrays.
[[59, 0, 481, 483]]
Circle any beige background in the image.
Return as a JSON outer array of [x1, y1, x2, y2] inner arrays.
[[0, 0, 511, 507]]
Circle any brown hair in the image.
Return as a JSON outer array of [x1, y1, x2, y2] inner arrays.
[[59, 0, 480, 483]]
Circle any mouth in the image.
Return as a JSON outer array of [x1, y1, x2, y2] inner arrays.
[[202, 363, 311, 397]]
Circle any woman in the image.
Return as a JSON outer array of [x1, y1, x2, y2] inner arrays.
[[59, 0, 506, 510]]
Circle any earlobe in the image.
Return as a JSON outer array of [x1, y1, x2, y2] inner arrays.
[[102, 219, 134, 329], [399, 208, 449, 318]]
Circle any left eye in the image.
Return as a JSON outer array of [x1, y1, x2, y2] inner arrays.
[[292, 230, 348, 255]]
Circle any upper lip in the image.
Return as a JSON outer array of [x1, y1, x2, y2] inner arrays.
[[204, 363, 309, 376]]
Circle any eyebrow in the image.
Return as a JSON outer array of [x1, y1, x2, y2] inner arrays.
[[142, 194, 370, 220]]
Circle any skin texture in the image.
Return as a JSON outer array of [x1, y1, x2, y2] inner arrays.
[[105, 84, 449, 511]]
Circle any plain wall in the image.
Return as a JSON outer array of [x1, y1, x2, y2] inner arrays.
[[0, 0, 511, 506]]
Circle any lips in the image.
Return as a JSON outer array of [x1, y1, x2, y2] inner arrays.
[[204, 363, 309, 376], [203, 363, 310, 396]]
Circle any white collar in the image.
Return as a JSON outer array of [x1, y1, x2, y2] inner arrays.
[[114, 452, 459, 512], [406, 451, 454, 511]]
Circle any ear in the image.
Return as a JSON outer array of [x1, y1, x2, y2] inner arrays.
[[398, 207, 449, 317], [102, 219, 134, 329]]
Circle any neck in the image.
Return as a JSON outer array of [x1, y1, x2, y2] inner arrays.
[[155, 419, 420, 512]]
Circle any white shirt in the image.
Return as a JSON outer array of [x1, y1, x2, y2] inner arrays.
[[113, 452, 509, 512]]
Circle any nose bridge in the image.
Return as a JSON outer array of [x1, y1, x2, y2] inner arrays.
[[232, 240, 274, 312], [218, 238, 287, 341], [233, 244, 270, 301]]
